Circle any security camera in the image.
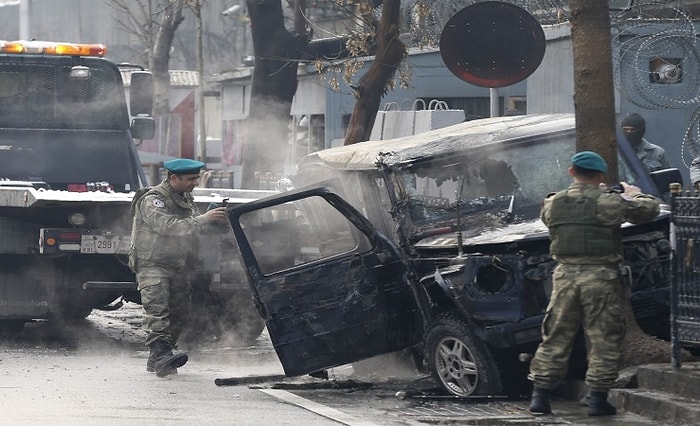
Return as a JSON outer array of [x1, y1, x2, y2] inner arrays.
[[651, 63, 682, 84], [222, 5, 241, 17]]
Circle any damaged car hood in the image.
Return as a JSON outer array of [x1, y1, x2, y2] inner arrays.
[[414, 218, 548, 249], [413, 210, 669, 250]]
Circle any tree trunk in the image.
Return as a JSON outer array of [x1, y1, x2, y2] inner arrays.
[[568, 0, 618, 182], [242, 0, 308, 189], [150, 1, 186, 115], [568, 0, 682, 367], [344, 0, 405, 145]]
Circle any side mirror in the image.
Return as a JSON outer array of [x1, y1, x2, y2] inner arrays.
[[130, 71, 154, 116], [131, 116, 155, 140]]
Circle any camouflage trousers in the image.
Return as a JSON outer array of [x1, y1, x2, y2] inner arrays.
[[528, 263, 626, 391], [136, 265, 192, 348]]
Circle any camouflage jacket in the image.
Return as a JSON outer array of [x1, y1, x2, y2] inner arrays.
[[541, 182, 660, 265], [129, 180, 218, 271]]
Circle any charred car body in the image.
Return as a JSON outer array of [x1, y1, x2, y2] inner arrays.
[[228, 114, 680, 396]]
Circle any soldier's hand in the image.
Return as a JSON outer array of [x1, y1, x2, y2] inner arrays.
[[203, 206, 229, 224], [620, 182, 641, 197]]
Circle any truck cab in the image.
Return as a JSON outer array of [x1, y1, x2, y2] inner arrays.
[[0, 40, 153, 328], [0, 39, 271, 343]]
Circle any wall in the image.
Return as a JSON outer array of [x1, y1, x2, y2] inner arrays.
[[527, 24, 575, 114], [528, 22, 699, 182], [301, 48, 528, 149], [214, 48, 528, 186]]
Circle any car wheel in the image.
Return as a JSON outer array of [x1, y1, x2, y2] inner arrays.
[[425, 312, 503, 396]]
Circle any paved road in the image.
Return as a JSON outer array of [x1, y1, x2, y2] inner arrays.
[[0, 302, 660, 425]]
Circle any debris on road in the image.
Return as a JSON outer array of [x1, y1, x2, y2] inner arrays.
[[214, 374, 287, 386]]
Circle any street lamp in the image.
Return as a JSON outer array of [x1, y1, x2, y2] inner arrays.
[[222, 3, 251, 66], [222, 5, 241, 17]]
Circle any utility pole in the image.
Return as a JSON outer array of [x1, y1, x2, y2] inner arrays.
[[19, 0, 30, 40], [192, 0, 207, 164]]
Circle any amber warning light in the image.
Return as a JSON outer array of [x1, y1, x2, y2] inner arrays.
[[0, 40, 106, 57]]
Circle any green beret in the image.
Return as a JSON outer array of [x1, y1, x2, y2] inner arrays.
[[163, 158, 205, 175], [571, 151, 607, 173]]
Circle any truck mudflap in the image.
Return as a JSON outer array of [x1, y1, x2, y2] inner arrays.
[[40, 228, 130, 255]]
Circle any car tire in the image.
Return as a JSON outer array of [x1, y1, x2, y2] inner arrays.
[[424, 312, 503, 396]]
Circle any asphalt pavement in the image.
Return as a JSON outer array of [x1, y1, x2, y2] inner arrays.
[[0, 303, 674, 425]]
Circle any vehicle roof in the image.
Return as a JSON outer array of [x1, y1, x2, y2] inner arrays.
[[297, 113, 575, 171]]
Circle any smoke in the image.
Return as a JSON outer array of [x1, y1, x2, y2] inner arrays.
[[240, 98, 294, 189], [350, 351, 423, 381]]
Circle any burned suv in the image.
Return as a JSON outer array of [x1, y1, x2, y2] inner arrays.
[[228, 114, 679, 397]]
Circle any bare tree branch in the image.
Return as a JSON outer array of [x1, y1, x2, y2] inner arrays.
[[344, 0, 405, 145], [107, 0, 188, 114]]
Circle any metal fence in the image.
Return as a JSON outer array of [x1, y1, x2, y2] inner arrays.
[[670, 183, 700, 367]]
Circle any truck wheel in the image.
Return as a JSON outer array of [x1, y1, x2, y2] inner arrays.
[[0, 320, 26, 334], [424, 312, 503, 397], [53, 290, 95, 320], [183, 289, 265, 346], [57, 305, 93, 321], [226, 297, 265, 345]]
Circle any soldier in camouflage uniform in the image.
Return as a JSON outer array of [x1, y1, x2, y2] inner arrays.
[[528, 151, 660, 416], [129, 158, 229, 377]]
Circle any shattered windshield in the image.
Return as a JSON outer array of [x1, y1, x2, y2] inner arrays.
[[396, 133, 644, 233]]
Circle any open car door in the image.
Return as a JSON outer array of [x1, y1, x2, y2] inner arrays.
[[228, 187, 423, 377]]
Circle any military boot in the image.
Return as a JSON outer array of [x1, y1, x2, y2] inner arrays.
[[150, 340, 188, 377], [146, 350, 177, 374], [146, 353, 155, 373], [529, 387, 552, 415], [588, 390, 617, 416]]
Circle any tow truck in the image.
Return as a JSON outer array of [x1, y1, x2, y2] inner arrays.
[[0, 40, 270, 341]]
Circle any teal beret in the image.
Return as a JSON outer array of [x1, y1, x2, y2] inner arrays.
[[571, 151, 607, 173], [163, 158, 205, 175]]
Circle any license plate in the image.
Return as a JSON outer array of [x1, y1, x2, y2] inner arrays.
[[81, 235, 130, 254]]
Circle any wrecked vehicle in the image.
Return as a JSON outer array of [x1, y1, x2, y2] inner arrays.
[[227, 114, 681, 396]]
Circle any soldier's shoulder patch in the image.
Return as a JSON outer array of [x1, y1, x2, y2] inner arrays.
[[151, 197, 165, 208]]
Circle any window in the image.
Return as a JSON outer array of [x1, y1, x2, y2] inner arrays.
[[240, 196, 369, 275], [399, 134, 576, 226]]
